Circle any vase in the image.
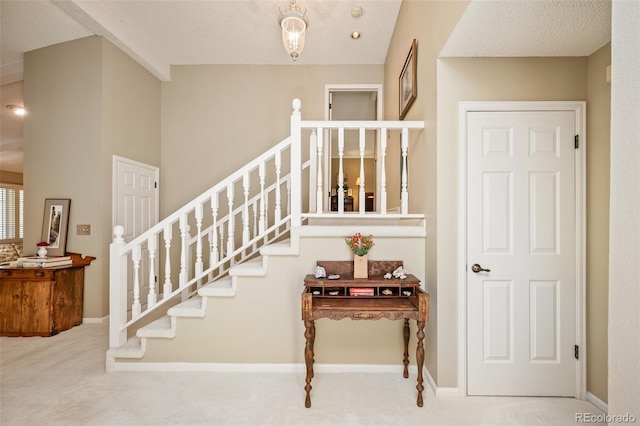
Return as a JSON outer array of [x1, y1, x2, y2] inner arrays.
[[37, 246, 48, 258], [353, 254, 368, 279]]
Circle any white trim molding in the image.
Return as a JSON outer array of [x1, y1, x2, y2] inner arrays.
[[457, 101, 587, 398], [424, 367, 462, 397], [586, 391, 608, 414]]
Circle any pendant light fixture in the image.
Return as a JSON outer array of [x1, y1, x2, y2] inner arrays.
[[278, 0, 309, 61]]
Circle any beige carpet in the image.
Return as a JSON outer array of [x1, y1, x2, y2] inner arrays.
[[1, 323, 604, 426]]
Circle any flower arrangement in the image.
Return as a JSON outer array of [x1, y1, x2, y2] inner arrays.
[[345, 233, 375, 256]]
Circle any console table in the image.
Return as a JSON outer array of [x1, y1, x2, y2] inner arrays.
[[301, 260, 429, 408], [0, 252, 95, 337]]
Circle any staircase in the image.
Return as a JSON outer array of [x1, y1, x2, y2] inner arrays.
[[107, 99, 425, 371]]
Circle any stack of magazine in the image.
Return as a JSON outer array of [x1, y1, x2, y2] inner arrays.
[[10, 255, 73, 268]]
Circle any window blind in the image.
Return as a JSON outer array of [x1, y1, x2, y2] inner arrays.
[[0, 187, 23, 241]]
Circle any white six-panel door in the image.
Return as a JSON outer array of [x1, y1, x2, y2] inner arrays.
[[113, 156, 159, 308], [466, 110, 577, 396]]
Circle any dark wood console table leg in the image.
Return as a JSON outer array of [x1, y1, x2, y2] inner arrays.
[[402, 318, 410, 378], [304, 320, 316, 408], [416, 320, 426, 407]]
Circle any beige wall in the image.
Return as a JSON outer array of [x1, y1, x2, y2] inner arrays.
[[137, 235, 426, 364], [23, 37, 161, 318], [24, 37, 104, 317], [160, 65, 383, 215], [438, 55, 609, 398], [437, 57, 588, 387], [384, 0, 470, 385], [586, 43, 611, 403]]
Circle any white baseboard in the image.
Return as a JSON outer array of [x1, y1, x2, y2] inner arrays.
[[423, 366, 462, 397], [586, 391, 608, 414], [83, 315, 109, 324], [424, 365, 438, 394], [112, 362, 406, 374]]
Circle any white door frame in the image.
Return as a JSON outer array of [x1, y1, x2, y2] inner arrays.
[[324, 84, 383, 211], [457, 101, 586, 399], [324, 84, 383, 121]]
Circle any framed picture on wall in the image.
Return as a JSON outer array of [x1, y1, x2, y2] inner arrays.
[[399, 39, 417, 120], [41, 198, 71, 257]]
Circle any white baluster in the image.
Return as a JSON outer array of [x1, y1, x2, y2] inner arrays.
[[179, 214, 187, 287], [242, 173, 250, 246], [380, 129, 388, 214], [195, 203, 203, 277], [308, 130, 317, 213], [259, 163, 266, 234], [264, 197, 269, 230], [316, 128, 324, 213], [218, 224, 225, 260], [147, 234, 157, 307], [359, 127, 366, 214], [226, 184, 235, 257], [275, 151, 282, 223], [286, 179, 291, 216], [338, 128, 345, 214], [132, 244, 141, 318], [401, 127, 409, 214], [252, 200, 259, 252], [210, 194, 218, 265], [163, 225, 172, 297]]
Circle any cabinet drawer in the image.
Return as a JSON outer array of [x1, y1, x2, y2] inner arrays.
[[0, 269, 54, 280]]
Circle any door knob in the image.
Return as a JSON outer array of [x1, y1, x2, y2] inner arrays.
[[471, 264, 491, 273]]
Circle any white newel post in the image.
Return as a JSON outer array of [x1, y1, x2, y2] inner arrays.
[[109, 226, 128, 348], [290, 99, 302, 227], [275, 152, 282, 223]]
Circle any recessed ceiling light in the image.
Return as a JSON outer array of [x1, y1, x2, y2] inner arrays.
[[351, 32, 361, 40], [351, 7, 363, 18]]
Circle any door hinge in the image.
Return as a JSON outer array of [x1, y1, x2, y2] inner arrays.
[[574, 135, 579, 149], [154, 181, 157, 189], [574, 344, 579, 360]]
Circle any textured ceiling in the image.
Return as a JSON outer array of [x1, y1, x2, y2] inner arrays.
[[441, 0, 611, 57], [0, 0, 613, 175], [1, 0, 402, 82]]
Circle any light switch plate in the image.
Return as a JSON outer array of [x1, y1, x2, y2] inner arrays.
[[77, 224, 91, 235]]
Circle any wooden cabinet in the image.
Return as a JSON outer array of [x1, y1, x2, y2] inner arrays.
[[0, 254, 94, 337]]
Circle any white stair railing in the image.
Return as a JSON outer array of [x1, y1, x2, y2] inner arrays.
[[300, 118, 423, 216], [109, 99, 424, 349]]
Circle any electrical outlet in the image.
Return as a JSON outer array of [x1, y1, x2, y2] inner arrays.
[[77, 224, 91, 235]]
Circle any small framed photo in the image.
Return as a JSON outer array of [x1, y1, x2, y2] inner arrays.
[[41, 198, 71, 257], [399, 39, 417, 120]]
